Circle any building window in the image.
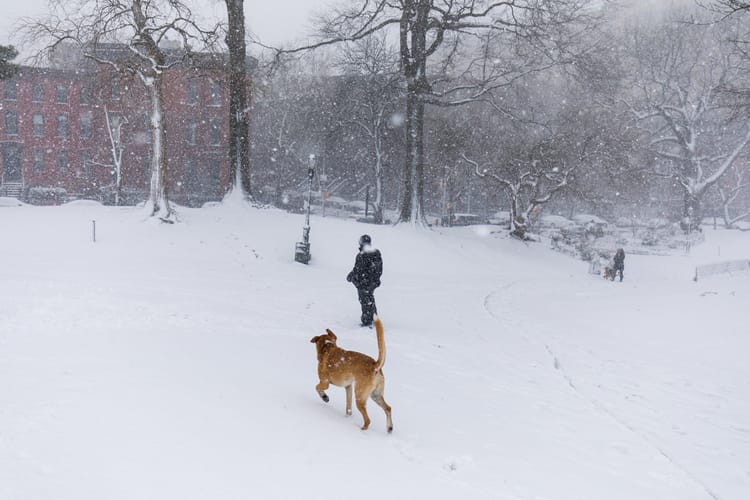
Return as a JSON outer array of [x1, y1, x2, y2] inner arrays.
[[4, 110, 18, 135], [3, 79, 17, 100], [1, 143, 22, 180], [80, 111, 93, 139], [209, 118, 221, 145], [57, 114, 69, 138], [32, 113, 45, 137], [183, 158, 196, 191], [187, 121, 198, 145], [80, 150, 92, 178], [79, 86, 92, 105], [186, 79, 199, 105], [32, 83, 44, 102], [209, 79, 221, 106], [55, 84, 69, 104], [56, 151, 69, 174], [33, 149, 46, 173]]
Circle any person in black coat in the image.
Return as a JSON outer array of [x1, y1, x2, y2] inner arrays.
[[612, 248, 625, 282], [346, 234, 383, 326]]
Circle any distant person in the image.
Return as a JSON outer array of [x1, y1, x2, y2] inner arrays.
[[346, 234, 383, 327], [612, 248, 625, 282]]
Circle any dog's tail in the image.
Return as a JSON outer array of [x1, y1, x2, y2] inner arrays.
[[373, 315, 386, 372]]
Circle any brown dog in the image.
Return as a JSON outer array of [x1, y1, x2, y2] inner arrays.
[[603, 266, 616, 280], [310, 315, 393, 433]]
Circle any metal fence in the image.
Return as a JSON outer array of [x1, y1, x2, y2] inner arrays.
[[694, 259, 750, 281]]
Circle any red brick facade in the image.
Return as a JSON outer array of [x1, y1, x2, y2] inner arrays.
[[0, 60, 235, 206]]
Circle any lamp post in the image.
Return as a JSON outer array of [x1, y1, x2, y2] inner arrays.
[[294, 154, 316, 264]]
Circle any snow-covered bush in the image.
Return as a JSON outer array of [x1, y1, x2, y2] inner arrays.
[[642, 231, 659, 246], [27, 187, 67, 206]]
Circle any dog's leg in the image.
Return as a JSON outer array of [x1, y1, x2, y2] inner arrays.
[[371, 378, 393, 433], [316, 380, 330, 403], [370, 393, 393, 433], [355, 398, 371, 430], [354, 385, 371, 430], [345, 385, 353, 416]]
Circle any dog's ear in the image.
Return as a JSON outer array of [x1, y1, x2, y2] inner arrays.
[[325, 329, 337, 340], [310, 335, 320, 343]]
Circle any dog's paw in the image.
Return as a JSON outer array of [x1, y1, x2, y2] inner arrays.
[[321, 393, 329, 403]]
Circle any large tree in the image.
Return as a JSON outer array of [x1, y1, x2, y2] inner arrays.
[[283, 0, 594, 225], [621, 7, 750, 229], [462, 107, 583, 239], [223, 0, 252, 199], [335, 36, 402, 223], [24, 0, 217, 221]]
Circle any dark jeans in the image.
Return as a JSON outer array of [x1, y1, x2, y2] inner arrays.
[[357, 287, 377, 325], [614, 266, 624, 281]]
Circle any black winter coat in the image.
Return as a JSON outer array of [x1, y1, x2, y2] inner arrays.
[[347, 248, 383, 290], [613, 249, 625, 270]]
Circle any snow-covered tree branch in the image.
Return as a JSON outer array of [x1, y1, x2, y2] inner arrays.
[[621, 7, 750, 229]]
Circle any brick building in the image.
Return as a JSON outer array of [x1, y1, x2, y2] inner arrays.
[[0, 48, 241, 206]]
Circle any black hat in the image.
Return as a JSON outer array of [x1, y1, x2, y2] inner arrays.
[[359, 234, 371, 247]]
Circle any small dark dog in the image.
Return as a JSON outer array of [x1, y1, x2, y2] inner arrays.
[[310, 316, 393, 432], [603, 266, 616, 280]]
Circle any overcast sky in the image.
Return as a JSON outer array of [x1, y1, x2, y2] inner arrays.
[[0, 0, 325, 55], [1, 0, 703, 59]]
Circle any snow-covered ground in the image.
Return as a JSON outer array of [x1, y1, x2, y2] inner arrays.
[[1, 196, 748, 500]]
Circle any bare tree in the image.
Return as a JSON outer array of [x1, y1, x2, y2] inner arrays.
[[22, 0, 218, 221], [104, 106, 127, 206], [464, 132, 577, 239], [336, 36, 402, 223], [280, 0, 594, 225], [621, 7, 750, 230], [223, 0, 252, 199]]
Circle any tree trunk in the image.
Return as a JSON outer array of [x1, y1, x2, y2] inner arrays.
[[104, 105, 123, 206], [413, 95, 425, 224], [400, 88, 426, 224], [147, 76, 172, 219], [225, 0, 251, 198], [682, 190, 701, 232], [400, 87, 416, 222], [397, 0, 429, 225], [374, 131, 384, 224], [509, 190, 527, 239], [115, 165, 122, 206], [722, 201, 733, 229]]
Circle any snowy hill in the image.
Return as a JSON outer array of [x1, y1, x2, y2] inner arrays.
[[1, 200, 748, 500]]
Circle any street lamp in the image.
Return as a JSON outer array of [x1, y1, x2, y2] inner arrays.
[[294, 154, 316, 264]]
